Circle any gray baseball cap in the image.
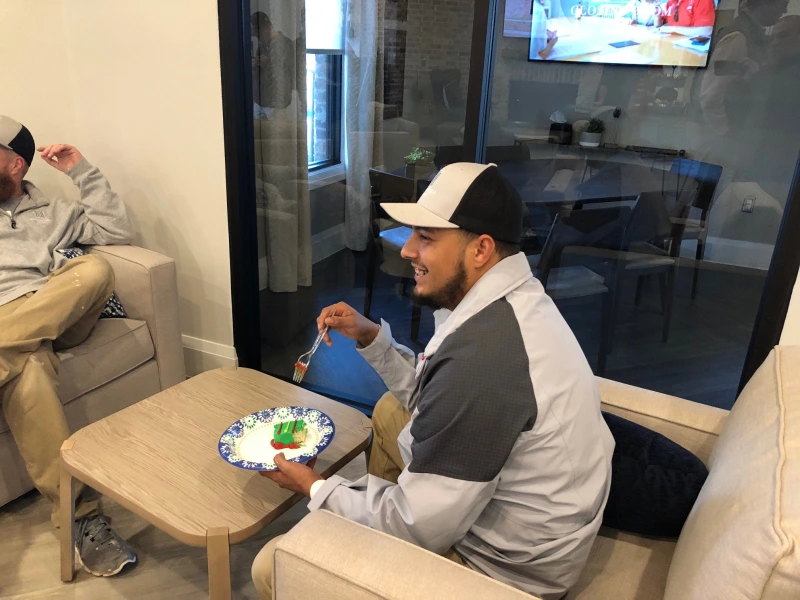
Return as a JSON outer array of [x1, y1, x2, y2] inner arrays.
[[0, 116, 35, 166]]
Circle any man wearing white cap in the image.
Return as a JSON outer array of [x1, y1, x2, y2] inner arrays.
[[0, 115, 136, 576], [254, 163, 614, 599]]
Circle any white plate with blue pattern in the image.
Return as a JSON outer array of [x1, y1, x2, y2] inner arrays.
[[218, 406, 335, 471]]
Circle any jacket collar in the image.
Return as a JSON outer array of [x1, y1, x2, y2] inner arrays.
[[17, 181, 51, 213], [424, 252, 533, 357]]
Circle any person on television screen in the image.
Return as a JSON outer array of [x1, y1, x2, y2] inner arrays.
[[658, 0, 716, 37], [618, 0, 662, 26], [530, 0, 558, 60]]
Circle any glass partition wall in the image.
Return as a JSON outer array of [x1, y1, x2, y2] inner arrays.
[[248, 0, 476, 408], [482, 0, 800, 408], [224, 0, 800, 412]]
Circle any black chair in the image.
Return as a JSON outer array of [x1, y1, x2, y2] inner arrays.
[[623, 191, 682, 343], [365, 169, 422, 343], [433, 145, 465, 170], [668, 158, 723, 298], [533, 205, 633, 375], [486, 144, 530, 164]]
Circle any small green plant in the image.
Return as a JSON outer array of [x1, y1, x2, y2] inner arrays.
[[404, 147, 435, 166], [586, 118, 606, 134]]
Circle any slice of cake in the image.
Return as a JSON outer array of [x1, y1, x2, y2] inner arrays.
[[271, 419, 307, 450]]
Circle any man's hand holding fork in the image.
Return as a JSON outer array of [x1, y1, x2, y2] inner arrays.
[[265, 302, 379, 493]]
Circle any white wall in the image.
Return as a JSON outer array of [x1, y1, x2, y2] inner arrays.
[[1, 1, 80, 197], [1, 0, 236, 375]]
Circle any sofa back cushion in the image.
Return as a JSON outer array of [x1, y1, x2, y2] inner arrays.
[[665, 346, 800, 599]]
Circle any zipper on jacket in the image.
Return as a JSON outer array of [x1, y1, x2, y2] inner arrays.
[[2, 210, 16, 229]]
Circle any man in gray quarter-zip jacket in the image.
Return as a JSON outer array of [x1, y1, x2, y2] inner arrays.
[[253, 163, 614, 600], [0, 115, 137, 576]]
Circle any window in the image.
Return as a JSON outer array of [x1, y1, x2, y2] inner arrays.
[[306, 0, 345, 171], [306, 53, 342, 170]]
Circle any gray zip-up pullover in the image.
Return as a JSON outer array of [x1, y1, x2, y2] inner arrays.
[[308, 253, 614, 599], [0, 158, 133, 307]]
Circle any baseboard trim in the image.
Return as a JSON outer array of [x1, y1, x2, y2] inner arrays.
[[312, 223, 346, 264], [681, 237, 773, 271], [182, 335, 238, 377]]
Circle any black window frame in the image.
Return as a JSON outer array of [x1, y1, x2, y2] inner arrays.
[[306, 51, 343, 173]]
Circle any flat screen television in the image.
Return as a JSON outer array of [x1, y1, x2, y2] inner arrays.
[[504, 0, 715, 67]]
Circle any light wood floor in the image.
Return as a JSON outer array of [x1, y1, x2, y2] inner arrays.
[[0, 455, 367, 599]]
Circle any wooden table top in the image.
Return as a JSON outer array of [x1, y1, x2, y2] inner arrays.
[[546, 17, 708, 67], [62, 367, 372, 547]]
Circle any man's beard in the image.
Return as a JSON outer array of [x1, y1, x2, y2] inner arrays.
[[0, 172, 16, 203], [411, 258, 468, 311]]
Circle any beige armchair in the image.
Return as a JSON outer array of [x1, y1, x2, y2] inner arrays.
[[0, 245, 184, 506], [272, 346, 799, 599]]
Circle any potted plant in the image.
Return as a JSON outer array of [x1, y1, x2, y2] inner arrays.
[[580, 118, 606, 148], [404, 147, 435, 179]]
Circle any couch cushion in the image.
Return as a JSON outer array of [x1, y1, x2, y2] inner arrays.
[[572, 527, 676, 599], [0, 319, 154, 434], [665, 346, 800, 599], [56, 318, 154, 404], [602, 412, 708, 537]]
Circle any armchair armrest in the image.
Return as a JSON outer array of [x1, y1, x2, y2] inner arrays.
[[275, 511, 535, 599], [89, 245, 185, 390], [597, 377, 729, 466]]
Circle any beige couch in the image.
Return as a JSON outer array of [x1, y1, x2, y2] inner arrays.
[[0, 245, 185, 506], [273, 346, 799, 599]]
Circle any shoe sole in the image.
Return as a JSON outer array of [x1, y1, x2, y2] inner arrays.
[[74, 546, 137, 577]]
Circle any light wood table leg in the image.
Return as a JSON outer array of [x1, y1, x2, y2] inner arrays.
[[207, 527, 231, 600], [60, 440, 75, 582]]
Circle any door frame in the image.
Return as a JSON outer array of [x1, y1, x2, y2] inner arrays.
[[218, 0, 261, 369]]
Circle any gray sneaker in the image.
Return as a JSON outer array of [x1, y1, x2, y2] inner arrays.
[[74, 515, 137, 577]]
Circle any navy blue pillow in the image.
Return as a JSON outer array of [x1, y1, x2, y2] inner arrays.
[[56, 247, 127, 319], [602, 411, 708, 538]]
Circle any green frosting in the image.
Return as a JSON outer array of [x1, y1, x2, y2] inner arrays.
[[273, 419, 306, 445]]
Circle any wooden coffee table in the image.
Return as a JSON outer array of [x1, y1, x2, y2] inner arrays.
[[59, 367, 372, 599]]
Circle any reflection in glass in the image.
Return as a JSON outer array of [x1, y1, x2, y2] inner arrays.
[[487, 0, 799, 408], [249, 0, 799, 411], [253, 0, 476, 409]]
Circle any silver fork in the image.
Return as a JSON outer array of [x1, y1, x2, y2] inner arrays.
[[293, 325, 329, 383]]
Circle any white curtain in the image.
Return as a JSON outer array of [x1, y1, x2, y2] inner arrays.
[[344, 0, 385, 251], [252, 1, 312, 292]]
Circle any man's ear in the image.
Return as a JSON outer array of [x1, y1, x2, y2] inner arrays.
[[472, 235, 497, 268], [11, 156, 26, 177]]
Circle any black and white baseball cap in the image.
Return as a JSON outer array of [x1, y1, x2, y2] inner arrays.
[[381, 162, 523, 244], [0, 116, 35, 166]]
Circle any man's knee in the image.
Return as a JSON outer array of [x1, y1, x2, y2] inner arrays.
[[372, 392, 410, 434], [372, 392, 403, 433], [252, 535, 282, 599], [71, 254, 115, 296], [81, 254, 114, 288]]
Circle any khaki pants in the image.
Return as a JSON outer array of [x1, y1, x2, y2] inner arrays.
[[252, 393, 464, 598], [0, 254, 115, 527]]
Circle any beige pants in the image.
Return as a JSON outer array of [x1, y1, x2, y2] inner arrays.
[[251, 392, 464, 598], [0, 254, 115, 527]]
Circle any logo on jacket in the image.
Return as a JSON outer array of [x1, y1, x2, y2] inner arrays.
[[30, 210, 51, 223]]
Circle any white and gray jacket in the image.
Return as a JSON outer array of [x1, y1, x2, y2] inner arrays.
[[0, 159, 133, 307], [309, 253, 615, 599]]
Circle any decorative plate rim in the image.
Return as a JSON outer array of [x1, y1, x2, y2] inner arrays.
[[217, 406, 335, 471]]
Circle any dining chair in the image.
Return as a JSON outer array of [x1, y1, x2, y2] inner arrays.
[[669, 158, 723, 299], [623, 191, 681, 343], [532, 205, 633, 375]]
